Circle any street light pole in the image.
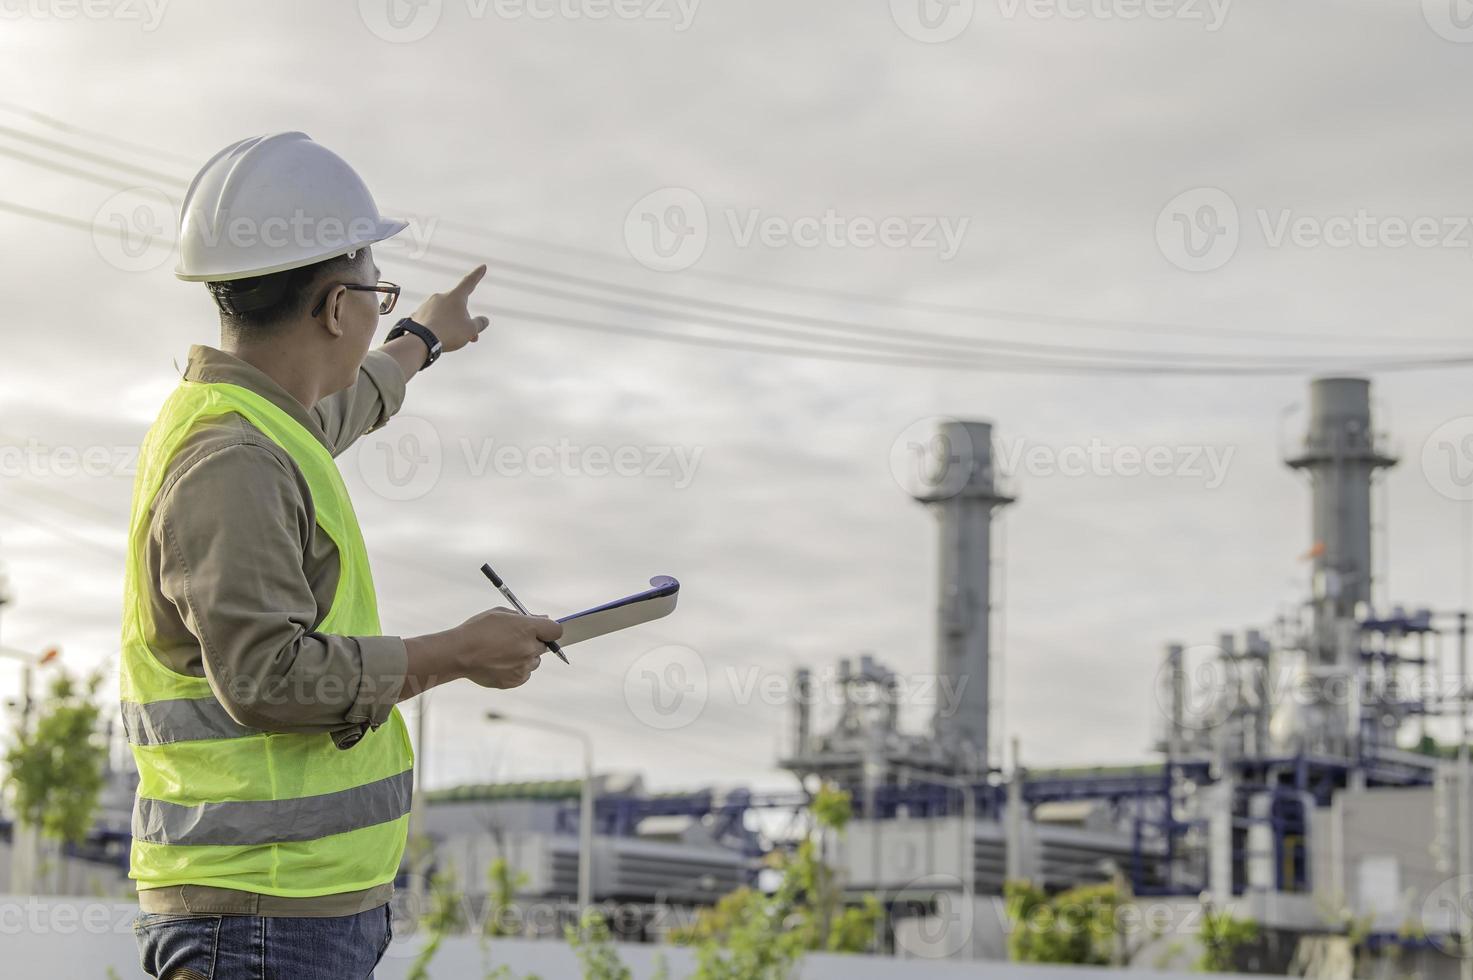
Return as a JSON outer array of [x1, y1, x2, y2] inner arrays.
[[892, 765, 976, 960], [485, 711, 595, 921], [1458, 612, 1471, 980]]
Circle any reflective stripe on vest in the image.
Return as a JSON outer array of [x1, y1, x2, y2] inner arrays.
[[120, 697, 258, 745], [133, 769, 413, 846], [121, 379, 414, 897]]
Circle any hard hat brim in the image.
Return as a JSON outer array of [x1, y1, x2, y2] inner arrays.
[[174, 217, 409, 283]]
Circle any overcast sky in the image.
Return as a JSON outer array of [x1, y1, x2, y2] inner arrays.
[[2, 0, 1473, 793]]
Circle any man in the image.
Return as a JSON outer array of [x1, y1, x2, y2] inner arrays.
[[121, 132, 562, 979]]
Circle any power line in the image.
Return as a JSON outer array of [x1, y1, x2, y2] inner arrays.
[[409, 253, 1419, 368], [5, 109, 1470, 353], [0, 122, 186, 187], [0, 102, 198, 168], [3, 135, 1402, 368], [10, 194, 1473, 377]]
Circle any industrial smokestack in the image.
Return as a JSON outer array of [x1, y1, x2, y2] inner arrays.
[[1286, 378, 1396, 660], [913, 420, 1014, 774], [1285, 377, 1396, 750]]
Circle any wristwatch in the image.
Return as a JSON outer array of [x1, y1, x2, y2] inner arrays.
[[386, 317, 442, 371]]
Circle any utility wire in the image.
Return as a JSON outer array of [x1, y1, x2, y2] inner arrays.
[[5, 112, 1471, 353], [1, 137, 1367, 366], [10, 195, 1473, 377], [0, 102, 198, 167], [0, 122, 186, 187]]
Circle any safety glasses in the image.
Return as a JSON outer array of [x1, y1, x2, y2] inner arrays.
[[310, 280, 401, 318]]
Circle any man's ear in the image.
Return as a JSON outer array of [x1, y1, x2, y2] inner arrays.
[[319, 284, 348, 339]]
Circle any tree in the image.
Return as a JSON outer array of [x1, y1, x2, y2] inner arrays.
[[3, 669, 107, 844], [669, 784, 882, 979], [486, 856, 529, 938], [406, 868, 466, 980], [1005, 879, 1123, 965], [1196, 901, 1258, 972], [566, 909, 633, 980]]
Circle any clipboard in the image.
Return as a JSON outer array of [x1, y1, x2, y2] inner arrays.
[[556, 576, 681, 646]]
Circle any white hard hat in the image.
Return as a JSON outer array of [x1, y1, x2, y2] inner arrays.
[[175, 132, 407, 282]]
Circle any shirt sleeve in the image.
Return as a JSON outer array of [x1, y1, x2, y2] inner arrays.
[[312, 349, 408, 457], [153, 439, 407, 744]]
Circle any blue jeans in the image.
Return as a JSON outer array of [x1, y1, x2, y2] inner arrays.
[[134, 904, 392, 979]]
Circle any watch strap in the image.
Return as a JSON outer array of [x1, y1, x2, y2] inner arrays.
[[387, 317, 442, 370]]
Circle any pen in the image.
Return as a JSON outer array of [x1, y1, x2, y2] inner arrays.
[[480, 563, 570, 665]]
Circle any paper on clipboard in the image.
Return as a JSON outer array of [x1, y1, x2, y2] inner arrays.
[[556, 576, 680, 646]]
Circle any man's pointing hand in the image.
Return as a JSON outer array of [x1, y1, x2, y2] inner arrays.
[[412, 264, 492, 353]]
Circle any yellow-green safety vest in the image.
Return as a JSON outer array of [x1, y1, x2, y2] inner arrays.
[[120, 380, 413, 898]]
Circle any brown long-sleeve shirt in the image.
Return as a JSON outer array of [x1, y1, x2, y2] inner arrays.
[[137, 344, 409, 917]]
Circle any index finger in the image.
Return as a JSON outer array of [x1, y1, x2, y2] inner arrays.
[[452, 264, 488, 298]]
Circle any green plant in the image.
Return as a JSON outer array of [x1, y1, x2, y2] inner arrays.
[[486, 856, 529, 938], [3, 670, 106, 844], [1196, 902, 1258, 972], [565, 909, 633, 980], [670, 785, 881, 979], [406, 869, 467, 980], [1005, 879, 1123, 965]]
